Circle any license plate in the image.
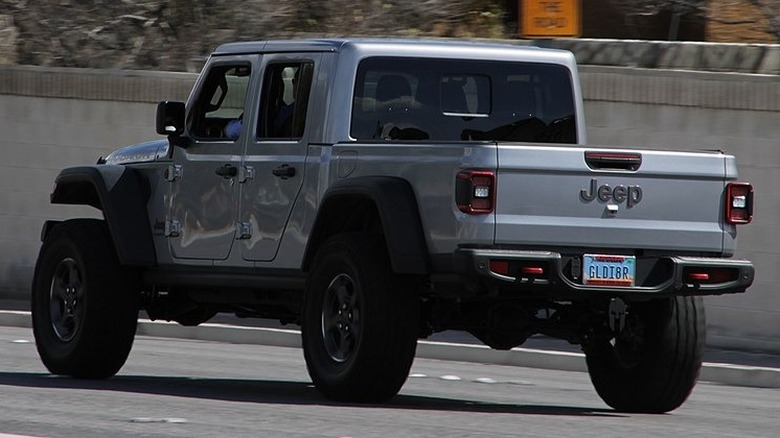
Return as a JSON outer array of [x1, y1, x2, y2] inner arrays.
[[583, 254, 636, 287]]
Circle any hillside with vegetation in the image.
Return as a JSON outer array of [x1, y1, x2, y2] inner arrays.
[[0, 0, 505, 71], [1, 0, 778, 72]]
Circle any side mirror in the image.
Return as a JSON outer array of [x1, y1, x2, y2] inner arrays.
[[156, 101, 185, 136]]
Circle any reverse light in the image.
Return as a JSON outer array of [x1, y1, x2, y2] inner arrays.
[[456, 170, 495, 215], [473, 185, 491, 199], [725, 182, 754, 224]]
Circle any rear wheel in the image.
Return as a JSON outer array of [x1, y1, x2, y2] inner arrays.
[[31, 219, 140, 379], [302, 233, 419, 403], [584, 296, 705, 413]]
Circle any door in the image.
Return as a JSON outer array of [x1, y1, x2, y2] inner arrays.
[[167, 60, 255, 260], [239, 57, 318, 261]]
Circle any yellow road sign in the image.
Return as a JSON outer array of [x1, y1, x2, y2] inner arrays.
[[520, 0, 581, 38]]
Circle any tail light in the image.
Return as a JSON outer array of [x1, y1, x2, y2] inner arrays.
[[456, 170, 495, 215], [725, 182, 753, 224]]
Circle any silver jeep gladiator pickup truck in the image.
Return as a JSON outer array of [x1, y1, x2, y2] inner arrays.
[[31, 38, 755, 413]]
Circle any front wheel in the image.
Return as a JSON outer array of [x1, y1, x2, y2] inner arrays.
[[31, 219, 140, 379], [584, 296, 705, 413], [302, 233, 419, 403]]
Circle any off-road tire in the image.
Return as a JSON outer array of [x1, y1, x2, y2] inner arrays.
[[302, 232, 419, 403], [31, 219, 140, 379], [584, 296, 705, 413]]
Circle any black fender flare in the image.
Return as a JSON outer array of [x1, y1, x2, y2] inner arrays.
[[303, 176, 430, 275], [47, 165, 156, 266]]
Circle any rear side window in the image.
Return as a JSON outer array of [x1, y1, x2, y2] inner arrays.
[[351, 57, 576, 143], [257, 62, 314, 140]]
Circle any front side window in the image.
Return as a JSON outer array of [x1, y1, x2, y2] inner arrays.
[[351, 57, 576, 143], [190, 64, 251, 141], [257, 62, 314, 140]]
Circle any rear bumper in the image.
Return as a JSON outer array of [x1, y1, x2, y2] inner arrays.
[[452, 248, 754, 298]]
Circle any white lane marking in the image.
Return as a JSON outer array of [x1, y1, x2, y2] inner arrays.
[[128, 418, 188, 424], [0, 434, 47, 438], [474, 377, 497, 384]]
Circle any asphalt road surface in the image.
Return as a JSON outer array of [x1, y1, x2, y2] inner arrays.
[[0, 326, 776, 438]]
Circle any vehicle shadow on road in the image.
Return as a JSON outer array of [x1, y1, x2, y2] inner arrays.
[[0, 371, 622, 417]]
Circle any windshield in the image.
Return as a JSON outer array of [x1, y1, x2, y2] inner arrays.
[[351, 57, 576, 143]]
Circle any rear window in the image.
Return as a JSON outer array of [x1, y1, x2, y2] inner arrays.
[[351, 57, 576, 143]]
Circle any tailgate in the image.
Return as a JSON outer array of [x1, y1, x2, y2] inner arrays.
[[495, 145, 732, 254]]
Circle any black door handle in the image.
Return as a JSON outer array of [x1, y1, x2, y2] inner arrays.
[[272, 164, 296, 179], [215, 164, 238, 178]]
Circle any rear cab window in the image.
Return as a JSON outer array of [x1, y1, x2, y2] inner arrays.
[[350, 57, 576, 143]]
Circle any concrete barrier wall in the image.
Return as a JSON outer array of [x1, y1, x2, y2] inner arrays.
[[579, 67, 780, 352], [1, 64, 778, 352], [0, 65, 196, 300]]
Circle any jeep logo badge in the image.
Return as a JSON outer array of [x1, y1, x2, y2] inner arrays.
[[580, 178, 643, 207]]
